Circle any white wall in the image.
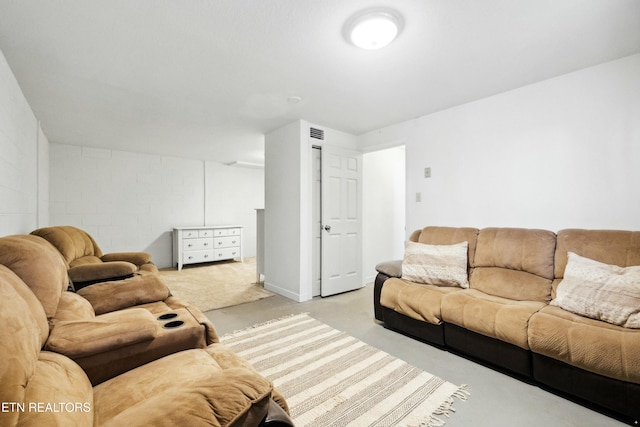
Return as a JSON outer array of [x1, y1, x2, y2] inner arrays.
[[362, 146, 406, 282], [50, 143, 264, 268], [360, 53, 640, 234], [0, 49, 48, 236], [264, 120, 310, 301]]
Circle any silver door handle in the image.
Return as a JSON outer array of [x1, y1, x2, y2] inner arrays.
[[324, 225, 331, 232]]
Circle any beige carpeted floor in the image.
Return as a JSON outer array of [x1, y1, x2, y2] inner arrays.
[[159, 257, 273, 312]]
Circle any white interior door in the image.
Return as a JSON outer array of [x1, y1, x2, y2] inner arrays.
[[321, 145, 363, 297]]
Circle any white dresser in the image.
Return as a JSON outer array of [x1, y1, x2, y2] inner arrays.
[[173, 226, 243, 271]]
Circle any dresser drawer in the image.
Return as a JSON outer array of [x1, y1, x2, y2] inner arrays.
[[213, 227, 241, 237], [213, 247, 241, 261], [214, 236, 240, 249], [183, 250, 215, 264], [198, 229, 214, 238], [183, 237, 213, 251], [182, 229, 200, 239]]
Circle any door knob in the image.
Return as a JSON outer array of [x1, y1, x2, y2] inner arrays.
[[324, 225, 331, 232]]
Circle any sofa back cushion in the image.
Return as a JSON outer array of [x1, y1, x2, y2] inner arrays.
[[553, 229, 640, 298], [0, 266, 47, 426], [31, 226, 103, 266], [0, 235, 69, 319], [471, 228, 556, 302], [409, 226, 479, 268], [555, 229, 640, 277]]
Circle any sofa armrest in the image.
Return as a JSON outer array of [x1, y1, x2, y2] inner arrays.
[[68, 261, 137, 286], [101, 251, 152, 266], [375, 259, 403, 278], [45, 308, 157, 358], [77, 274, 171, 315]]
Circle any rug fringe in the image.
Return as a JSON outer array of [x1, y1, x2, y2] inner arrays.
[[415, 384, 471, 427]]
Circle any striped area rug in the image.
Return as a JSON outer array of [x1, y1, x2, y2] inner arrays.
[[220, 313, 469, 427]]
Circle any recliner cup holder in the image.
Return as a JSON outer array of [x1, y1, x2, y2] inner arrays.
[[163, 320, 184, 329], [157, 313, 178, 320]]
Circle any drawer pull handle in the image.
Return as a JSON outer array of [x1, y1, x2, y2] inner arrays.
[[204, 243, 208, 246], [204, 254, 209, 258], [231, 240, 236, 244], [188, 256, 193, 260]]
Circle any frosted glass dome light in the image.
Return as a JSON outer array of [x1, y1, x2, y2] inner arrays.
[[346, 9, 403, 50]]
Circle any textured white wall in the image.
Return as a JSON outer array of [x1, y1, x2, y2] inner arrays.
[[0, 49, 48, 236], [360, 53, 640, 234], [50, 143, 263, 268]]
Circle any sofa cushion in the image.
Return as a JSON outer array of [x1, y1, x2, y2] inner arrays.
[[0, 267, 47, 427], [46, 308, 158, 358], [19, 351, 94, 427], [441, 289, 547, 349], [471, 228, 556, 302], [53, 291, 96, 322], [102, 252, 152, 265], [31, 225, 103, 265], [529, 305, 640, 384], [93, 348, 273, 427], [0, 235, 69, 319], [380, 277, 463, 324], [410, 226, 479, 262], [553, 229, 640, 298], [555, 229, 640, 279], [77, 274, 171, 315], [551, 252, 640, 328], [68, 261, 137, 284], [401, 241, 470, 288]]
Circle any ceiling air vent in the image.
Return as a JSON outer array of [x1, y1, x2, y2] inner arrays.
[[310, 127, 325, 141]]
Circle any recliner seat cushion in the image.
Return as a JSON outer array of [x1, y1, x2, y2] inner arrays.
[[441, 289, 546, 349], [68, 262, 137, 284], [380, 278, 462, 324], [93, 348, 273, 427], [529, 305, 640, 384], [77, 274, 171, 315]]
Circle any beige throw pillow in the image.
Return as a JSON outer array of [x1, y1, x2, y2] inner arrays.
[[401, 241, 469, 288], [551, 252, 640, 328]]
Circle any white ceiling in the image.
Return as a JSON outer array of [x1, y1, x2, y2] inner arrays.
[[1, 0, 639, 165]]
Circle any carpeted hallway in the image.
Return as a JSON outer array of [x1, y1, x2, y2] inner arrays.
[[207, 283, 626, 427]]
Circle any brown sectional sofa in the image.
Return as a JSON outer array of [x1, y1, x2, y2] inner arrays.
[[374, 226, 640, 424], [0, 233, 292, 426]]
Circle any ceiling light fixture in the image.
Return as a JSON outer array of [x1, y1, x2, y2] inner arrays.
[[345, 8, 403, 50]]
